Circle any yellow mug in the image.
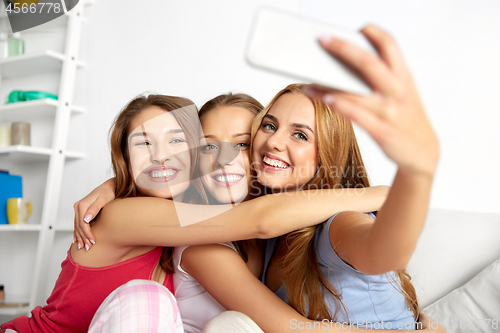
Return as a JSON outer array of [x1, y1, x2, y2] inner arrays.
[[7, 198, 33, 225]]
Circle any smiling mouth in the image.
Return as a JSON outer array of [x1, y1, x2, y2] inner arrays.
[[144, 168, 180, 182], [262, 155, 291, 169], [211, 173, 244, 186], [149, 169, 176, 178]]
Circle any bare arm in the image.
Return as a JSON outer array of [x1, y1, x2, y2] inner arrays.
[[181, 244, 444, 332], [307, 25, 439, 274], [96, 186, 389, 248], [330, 172, 433, 275], [73, 178, 116, 250], [74, 177, 388, 250]]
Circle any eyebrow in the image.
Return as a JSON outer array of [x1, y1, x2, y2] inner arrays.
[[292, 123, 314, 134], [130, 129, 184, 139], [263, 114, 314, 134]]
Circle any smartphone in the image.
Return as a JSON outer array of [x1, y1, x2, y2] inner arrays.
[[245, 7, 377, 95]]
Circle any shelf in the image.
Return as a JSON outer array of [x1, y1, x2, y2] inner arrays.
[[0, 305, 30, 316], [0, 145, 84, 162], [0, 225, 74, 232], [0, 99, 85, 121], [0, 224, 42, 232], [0, 50, 85, 78]]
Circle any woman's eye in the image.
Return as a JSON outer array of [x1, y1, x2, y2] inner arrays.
[[202, 144, 218, 152], [294, 132, 308, 141], [135, 141, 151, 146], [235, 142, 250, 150], [262, 123, 276, 131], [170, 138, 186, 144]]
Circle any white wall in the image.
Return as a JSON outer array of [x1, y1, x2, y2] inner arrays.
[[61, 0, 500, 227], [1, 0, 499, 306]]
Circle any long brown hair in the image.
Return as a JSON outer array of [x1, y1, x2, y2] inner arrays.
[[250, 84, 419, 320], [109, 93, 208, 273], [198, 93, 264, 262]]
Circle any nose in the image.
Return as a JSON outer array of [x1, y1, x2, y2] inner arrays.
[[265, 129, 287, 152], [149, 143, 171, 164], [214, 143, 237, 169]]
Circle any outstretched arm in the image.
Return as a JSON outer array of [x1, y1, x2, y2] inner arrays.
[[181, 244, 444, 332], [305, 25, 439, 274], [95, 185, 389, 248]]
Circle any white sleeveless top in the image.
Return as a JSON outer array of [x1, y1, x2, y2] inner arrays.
[[173, 243, 237, 333]]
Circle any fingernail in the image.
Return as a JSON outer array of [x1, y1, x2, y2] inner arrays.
[[78, 243, 82, 250], [90, 239, 95, 245], [322, 94, 335, 105], [85, 244, 89, 251], [72, 237, 76, 244], [319, 35, 333, 45], [84, 214, 92, 223]]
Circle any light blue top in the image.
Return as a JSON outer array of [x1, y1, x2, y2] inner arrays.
[[262, 212, 416, 330]]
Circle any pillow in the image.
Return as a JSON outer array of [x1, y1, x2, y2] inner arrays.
[[423, 257, 500, 333]]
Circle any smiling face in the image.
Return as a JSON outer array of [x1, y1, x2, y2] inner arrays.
[[128, 106, 191, 200], [198, 106, 255, 204], [252, 92, 319, 191]]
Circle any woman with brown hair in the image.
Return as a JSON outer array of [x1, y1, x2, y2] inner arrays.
[[1, 94, 203, 332]]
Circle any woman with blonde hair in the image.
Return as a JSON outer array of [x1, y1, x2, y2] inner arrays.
[[178, 25, 442, 332]]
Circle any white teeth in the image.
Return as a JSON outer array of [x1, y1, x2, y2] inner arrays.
[[263, 156, 289, 169], [150, 170, 176, 178], [214, 174, 243, 183]]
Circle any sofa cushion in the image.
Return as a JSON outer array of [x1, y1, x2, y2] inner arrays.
[[423, 257, 500, 333], [407, 209, 500, 307]]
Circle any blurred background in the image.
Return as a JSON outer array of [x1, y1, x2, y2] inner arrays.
[[66, 0, 500, 215]]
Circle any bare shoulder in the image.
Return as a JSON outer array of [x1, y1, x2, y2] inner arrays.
[[330, 211, 374, 227], [181, 244, 241, 273], [101, 197, 171, 213], [96, 197, 174, 226], [328, 211, 375, 245], [183, 244, 237, 258]]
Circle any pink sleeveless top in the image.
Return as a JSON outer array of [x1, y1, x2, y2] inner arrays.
[[1, 246, 173, 333]]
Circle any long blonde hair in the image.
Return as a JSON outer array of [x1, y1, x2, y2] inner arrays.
[[250, 84, 419, 321], [109, 94, 208, 272]]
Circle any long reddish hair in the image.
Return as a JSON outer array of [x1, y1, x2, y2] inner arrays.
[[250, 84, 419, 321], [108, 94, 208, 273]]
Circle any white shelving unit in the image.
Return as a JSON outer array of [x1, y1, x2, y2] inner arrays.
[[0, 1, 90, 316], [0, 98, 85, 119]]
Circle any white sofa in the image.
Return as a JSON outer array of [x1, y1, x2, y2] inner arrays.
[[407, 208, 500, 332]]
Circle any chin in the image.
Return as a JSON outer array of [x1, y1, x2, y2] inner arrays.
[[212, 188, 247, 204]]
